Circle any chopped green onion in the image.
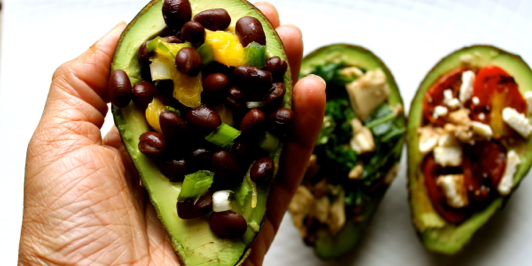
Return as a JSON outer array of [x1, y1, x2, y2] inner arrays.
[[149, 59, 173, 81], [259, 131, 279, 154], [196, 42, 214, 66], [147, 36, 162, 52], [205, 123, 241, 150], [244, 42, 266, 68], [166, 106, 181, 115], [234, 165, 258, 208], [178, 170, 214, 202], [157, 42, 175, 59]]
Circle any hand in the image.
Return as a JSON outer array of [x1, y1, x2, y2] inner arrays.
[[18, 2, 326, 265]]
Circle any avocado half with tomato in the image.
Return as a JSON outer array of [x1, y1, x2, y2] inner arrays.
[[407, 45, 532, 255], [110, 0, 292, 265], [289, 44, 405, 259]]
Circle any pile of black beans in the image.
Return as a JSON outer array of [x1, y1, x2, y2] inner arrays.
[[108, 0, 293, 238]]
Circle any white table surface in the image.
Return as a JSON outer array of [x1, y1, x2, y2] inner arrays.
[[2, 0, 532, 265]]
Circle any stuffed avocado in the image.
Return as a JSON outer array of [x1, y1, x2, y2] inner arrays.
[[288, 44, 405, 259], [109, 0, 292, 265], [407, 45, 532, 255]]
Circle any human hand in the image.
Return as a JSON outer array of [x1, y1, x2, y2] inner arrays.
[[18, 2, 325, 265]]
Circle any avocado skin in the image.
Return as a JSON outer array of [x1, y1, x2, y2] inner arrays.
[[110, 1, 292, 265], [407, 45, 532, 255], [299, 44, 404, 260]]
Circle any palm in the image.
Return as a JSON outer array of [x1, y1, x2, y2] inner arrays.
[[19, 3, 325, 266]]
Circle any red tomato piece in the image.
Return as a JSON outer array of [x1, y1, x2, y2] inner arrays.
[[422, 155, 470, 224], [423, 68, 466, 126], [462, 141, 506, 204], [470, 65, 526, 138]]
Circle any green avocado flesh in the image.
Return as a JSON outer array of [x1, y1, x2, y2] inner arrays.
[[110, 1, 292, 265], [407, 45, 532, 255], [299, 44, 404, 259]]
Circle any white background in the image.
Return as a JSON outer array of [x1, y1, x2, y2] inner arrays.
[[2, 0, 532, 265]]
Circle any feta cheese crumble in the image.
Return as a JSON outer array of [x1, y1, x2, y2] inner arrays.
[[502, 107, 532, 138]]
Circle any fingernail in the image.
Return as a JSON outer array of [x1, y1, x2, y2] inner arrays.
[[283, 23, 302, 38], [308, 74, 326, 88]]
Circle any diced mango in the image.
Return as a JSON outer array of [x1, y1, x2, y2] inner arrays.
[[146, 98, 166, 133], [205, 30, 245, 67]]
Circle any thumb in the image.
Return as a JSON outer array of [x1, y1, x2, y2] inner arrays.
[[36, 22, 126, 146]]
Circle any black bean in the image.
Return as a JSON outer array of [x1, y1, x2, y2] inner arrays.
[[202, 73, 229, 98], [164, 35, 183, 43], [176, 47, 203, 77], [138, 40, 151, 67], [132, 81, 155, 109], [232, 66, 272, 97], [181, 21, 205, 46], [250, 157, 274, 182], [157, 156, 188, 181], [264, 82, 286, 109], [202, 61, 233, 77], [193, 8, 231, 31], [264, 56, 287, 81], [155, 80, 175, 105], [240, 109, 265, 133], [267, 107, 294, 134], [159, 111, 187, 143], [163, 0, 192, 30], [177, 190, 213, 219], [138, 132, 166, 159], [226, 86, 246, 108], [235, 16, 266, 47], [109, 69, 132, 108], [209, 211, 247, 238], [185, 105, 221, 134], [187, 147, 213, 171], [212, 150, 241, 187]]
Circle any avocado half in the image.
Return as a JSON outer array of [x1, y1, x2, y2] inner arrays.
[[299, 44, 404, 259], [407, 45, 532, 255], [110, 1, 292, 265]]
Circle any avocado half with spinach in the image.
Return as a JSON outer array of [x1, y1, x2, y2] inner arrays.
[[289, 44, 405, 259], [407, 45, 532, 254], [110, 0, 292, 265]]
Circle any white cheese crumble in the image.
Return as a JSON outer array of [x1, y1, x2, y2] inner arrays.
[[472, 96, 480, 105], [346, 69, 390, 121], [526, 91, 532, 114], [459, 70, 476, 102], [478, 113, 486, 120], [433, 106, 448, 119], [419, 137, 438, 155], [443, 89, 461, 109], [502, 107, 532, 138], [350, 118, 375, 154], [436, 174, 469, 208], [434, 146, 462, 167], [418, 127, 440, 155], [498, 150, 521, 196], [471, 121, 493, 139]]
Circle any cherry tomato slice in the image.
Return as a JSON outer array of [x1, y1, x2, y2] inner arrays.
[[470, 65, 526, 138], [423, 68, 466, 126], [462, 141, 506, 204], [422, 155, 470, 224]]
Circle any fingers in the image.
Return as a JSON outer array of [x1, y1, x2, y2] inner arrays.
[[276, 25, 303, 80], [268, 74, 326, 230], [41, 22, 126, 140], [244, 75, 326, 266], [255, 2, 280, 28]]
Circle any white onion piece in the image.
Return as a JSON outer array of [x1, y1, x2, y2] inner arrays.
[[213, 190, 233, 212], [150, 59, 173, 81], [246, 101, 267, 109]]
